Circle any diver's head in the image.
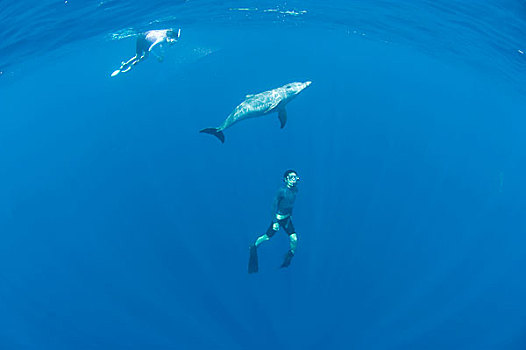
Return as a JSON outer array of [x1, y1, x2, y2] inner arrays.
[[166, 28, 180, 43], [283, 169, 300, 188]]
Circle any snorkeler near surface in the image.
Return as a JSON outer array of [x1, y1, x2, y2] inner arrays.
[[200, 81, 311, 143], [111, 28, 181, 77], [248, 170, 300, 273]]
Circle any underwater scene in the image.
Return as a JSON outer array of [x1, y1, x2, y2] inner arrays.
[[1, 0, 526, 349]]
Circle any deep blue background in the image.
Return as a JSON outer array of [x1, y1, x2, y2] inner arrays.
[[1, 1, 526, 349]]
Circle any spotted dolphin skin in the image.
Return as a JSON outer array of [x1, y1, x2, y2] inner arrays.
[[200, 81, 312, 143]]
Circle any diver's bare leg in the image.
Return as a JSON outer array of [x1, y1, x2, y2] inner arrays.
[[254, 234, 270, 247], [119, 55, 139, 73]]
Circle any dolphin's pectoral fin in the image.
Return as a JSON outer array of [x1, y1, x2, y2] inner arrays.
[[278, 109, 288, 128], [268, 100, 281, 112]]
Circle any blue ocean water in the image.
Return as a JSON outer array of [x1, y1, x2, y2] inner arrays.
[[1, 0, 526, 349]]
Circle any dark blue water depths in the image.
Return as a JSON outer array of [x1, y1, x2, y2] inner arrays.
[[1, 1, 526, 349]]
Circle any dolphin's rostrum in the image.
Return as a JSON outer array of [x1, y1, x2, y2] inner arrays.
[[200, 81, 311, 143]]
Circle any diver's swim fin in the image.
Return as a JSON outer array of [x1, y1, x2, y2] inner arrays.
[[248, 244, 258, 273], [200, 128, 225, 143], [280, 250, 294, 268]]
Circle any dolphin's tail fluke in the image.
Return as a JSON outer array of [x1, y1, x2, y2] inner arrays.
[[200, 128, 225, 143]]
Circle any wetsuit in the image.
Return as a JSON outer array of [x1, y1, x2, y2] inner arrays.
[[135, 35, 150, 57], [266, 185, 298, 237], [136, 30, 169, 58]]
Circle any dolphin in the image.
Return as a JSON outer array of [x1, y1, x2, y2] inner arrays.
[[200, 81, 312, 143]]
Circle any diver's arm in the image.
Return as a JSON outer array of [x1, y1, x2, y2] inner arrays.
[[148, 38, 165, 52], [271, 189, 284, 217], [149, 41, 166, 62], [150, 50, 163, 62]]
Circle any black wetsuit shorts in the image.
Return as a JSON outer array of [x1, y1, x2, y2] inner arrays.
[[266, 216, 295, 237], [136, 36, 150, 55]]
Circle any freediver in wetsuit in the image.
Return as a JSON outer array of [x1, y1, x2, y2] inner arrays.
[[248, 170, 300, 273], [111, 28, 180, 76]]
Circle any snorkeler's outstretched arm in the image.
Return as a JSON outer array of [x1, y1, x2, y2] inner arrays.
[[149, 40, 167, 62], [148, 38, 165, 52], [150, 48, 165, 62]]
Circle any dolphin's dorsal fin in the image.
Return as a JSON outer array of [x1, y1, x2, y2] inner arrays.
[[278, 108, 288, 128], [245, 94, 254, 98]]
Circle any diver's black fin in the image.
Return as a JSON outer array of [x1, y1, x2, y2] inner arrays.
[[278, 109, 288, 129], [200, 128, 225, 143], [280, 250, 294, 268], [248, 244, 259, 273]]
